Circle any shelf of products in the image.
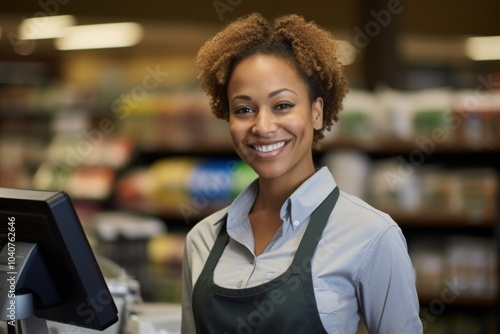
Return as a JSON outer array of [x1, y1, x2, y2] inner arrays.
[[0, 58, 499, 333]]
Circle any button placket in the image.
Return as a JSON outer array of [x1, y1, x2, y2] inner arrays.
[[235, 256, 256, 288]]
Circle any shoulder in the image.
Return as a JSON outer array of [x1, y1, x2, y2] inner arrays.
[[328, 190, 404, 255], [185, 206, 228, 255], [337, 190, 397, 227], [331, 191, 412, 280]]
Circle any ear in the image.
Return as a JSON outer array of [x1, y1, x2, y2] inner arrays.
[[311, 97, 324, 130]]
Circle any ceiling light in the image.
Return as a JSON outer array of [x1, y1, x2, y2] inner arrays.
[[19, 15, 75, 40], [465, 36, 500, 61], [55, 22, 143, 50]]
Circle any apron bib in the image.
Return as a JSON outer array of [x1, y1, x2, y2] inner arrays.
[[192, 187, 340, 333]]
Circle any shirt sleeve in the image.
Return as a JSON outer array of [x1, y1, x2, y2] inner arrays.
[[357, 226, 423, 333], [181, 238, 196, 334]]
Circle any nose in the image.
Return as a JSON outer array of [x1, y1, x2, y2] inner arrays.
[[252, 109, 278, 136]]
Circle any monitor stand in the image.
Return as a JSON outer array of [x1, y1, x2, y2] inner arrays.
[[3, 296, 49, 334], [17, 313, 49, 334], [0, 243, 50, 333]]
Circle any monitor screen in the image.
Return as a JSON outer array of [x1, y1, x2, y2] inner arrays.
[[0, 187, 118, 330]]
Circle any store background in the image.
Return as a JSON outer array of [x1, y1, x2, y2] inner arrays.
[[0, 0, 499, 333]]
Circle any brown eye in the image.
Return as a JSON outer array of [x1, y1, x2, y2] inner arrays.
[[276, 103, 293, 110], [234, 106, 254, 114]]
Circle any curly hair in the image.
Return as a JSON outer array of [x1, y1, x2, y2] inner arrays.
[[196, 12, 349, 144]]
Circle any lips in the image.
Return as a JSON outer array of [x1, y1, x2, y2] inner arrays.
[[251, 140, 288, 153]]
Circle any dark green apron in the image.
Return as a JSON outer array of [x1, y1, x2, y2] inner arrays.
[[192, 187, 339, 334]]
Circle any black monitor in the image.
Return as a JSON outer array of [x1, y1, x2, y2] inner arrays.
[[0, 187, 118, 331]]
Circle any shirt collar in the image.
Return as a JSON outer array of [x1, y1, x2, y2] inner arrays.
[[223, 178, 259, 228], [221, 166, 337, 230], [281, 166, 337, 230]]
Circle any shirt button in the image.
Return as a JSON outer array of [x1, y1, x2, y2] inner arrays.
[[236, 280, 243, 288], [293, 220, 300, 227]]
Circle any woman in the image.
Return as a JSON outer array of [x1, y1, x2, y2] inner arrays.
[[181, 13, 423, 333]]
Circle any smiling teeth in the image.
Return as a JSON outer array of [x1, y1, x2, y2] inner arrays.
[[253, 141, 286, 153]]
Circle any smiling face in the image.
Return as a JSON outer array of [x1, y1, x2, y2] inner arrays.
[[227, 54, 323, 182]]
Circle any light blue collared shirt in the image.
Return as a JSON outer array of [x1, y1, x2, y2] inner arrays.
[[182, 166, 423, 333]]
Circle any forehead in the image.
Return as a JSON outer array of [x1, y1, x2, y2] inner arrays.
[[228, 54, 308, 94]]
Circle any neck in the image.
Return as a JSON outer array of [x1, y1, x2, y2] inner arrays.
[[253, 165, 316, 212]]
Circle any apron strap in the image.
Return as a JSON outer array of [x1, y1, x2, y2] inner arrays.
[[199, 219, 230, 276], [291, 187, 339, 268]]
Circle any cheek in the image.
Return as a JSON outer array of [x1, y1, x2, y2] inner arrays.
[[285, 114, 315, 139], [229, 121, 245, 141]]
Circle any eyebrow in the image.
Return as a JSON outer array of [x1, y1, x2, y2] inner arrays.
[[230, 88, 297, 103], [269, 88, 297, 98]]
